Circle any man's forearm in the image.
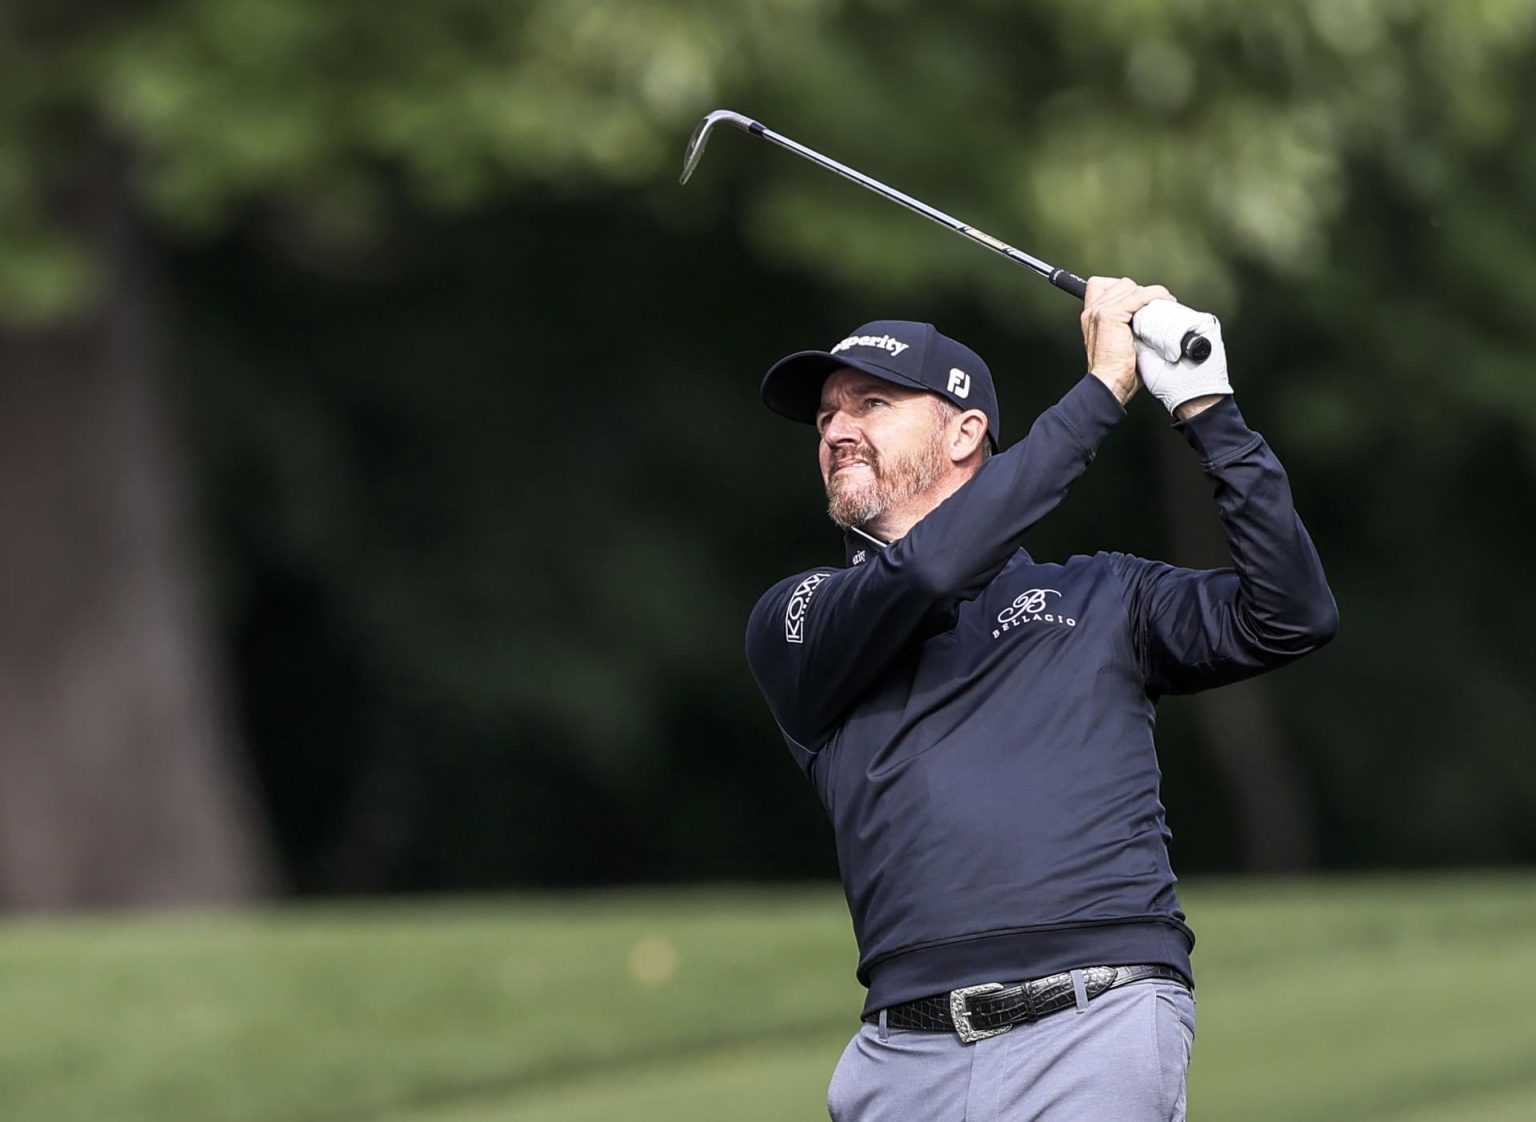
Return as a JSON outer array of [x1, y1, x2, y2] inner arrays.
[[1178, 398, 1338, 657]]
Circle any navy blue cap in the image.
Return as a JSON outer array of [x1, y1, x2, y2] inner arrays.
[[762, 320, 1000, 447]]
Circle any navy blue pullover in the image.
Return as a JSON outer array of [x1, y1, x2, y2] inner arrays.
[[746, 375, 1337, 1016]]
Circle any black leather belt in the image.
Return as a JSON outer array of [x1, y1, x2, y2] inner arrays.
[[867, 964, 1189, 1043]]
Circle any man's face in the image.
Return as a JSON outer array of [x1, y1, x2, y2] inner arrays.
[[816, 368, 950, 531]]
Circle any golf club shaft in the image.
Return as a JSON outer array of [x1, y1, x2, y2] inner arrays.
[[681, 111, 1211, 362], [747, 120, 1088, 298]]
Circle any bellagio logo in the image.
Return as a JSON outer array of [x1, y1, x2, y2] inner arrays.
[[993, 588, 1077, 638], [784, 572, 831, 643]]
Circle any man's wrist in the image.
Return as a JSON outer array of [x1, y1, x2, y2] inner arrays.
[[1173, 394, 1226, 421], [1088, 369, 1138, 407]]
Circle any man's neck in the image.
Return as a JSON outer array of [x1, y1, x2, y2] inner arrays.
[[863, 473, 970, 542]]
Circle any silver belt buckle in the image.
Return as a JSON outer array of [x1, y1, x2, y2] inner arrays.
[[949, 982, 1011, 1044]]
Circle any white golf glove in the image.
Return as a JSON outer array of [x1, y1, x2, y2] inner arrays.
[[1131, 300, 1232, 415]]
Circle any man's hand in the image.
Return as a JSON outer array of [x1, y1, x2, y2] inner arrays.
[[1131, 300, 1232, 418], [1081, 277, 1175, 406]]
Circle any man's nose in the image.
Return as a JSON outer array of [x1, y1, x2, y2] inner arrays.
[[822, 410, 859, 444]]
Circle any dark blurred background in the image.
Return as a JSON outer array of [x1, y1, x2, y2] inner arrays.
[[3, 0, 1534, 912]]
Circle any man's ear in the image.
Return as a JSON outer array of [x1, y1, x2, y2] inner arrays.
[[949, 409, 989, 464]]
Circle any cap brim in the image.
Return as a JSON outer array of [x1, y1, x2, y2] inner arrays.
[[761, 352, 932, 425]]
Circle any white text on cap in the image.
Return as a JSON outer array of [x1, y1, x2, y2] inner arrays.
[[830, 334, 910, 357]]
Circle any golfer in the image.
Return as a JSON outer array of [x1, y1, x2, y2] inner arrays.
[[745, 277, 1337, 1121]]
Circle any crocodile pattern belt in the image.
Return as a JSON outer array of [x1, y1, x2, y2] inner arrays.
[[867, 964, 1189, 1043]]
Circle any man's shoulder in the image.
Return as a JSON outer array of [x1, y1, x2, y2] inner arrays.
[[988, 548, 1138, 579], [756, 563, 845, 603], [748, 563, 845, 641], [982, 549, 1158, 606], [1061, 548, 1167, 573]]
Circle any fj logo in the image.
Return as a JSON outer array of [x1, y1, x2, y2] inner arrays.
[[993, 588, 1077, 638], [785, 572, 831, 643], [947, 368, 971, 398]]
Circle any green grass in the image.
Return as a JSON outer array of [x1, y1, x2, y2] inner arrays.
[[1, 875, 1534, 1121]]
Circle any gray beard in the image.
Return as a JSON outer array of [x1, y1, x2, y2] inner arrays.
[[825, 438, 948, 531]]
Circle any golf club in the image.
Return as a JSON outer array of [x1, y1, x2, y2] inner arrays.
[[680, 110, 1211, 363]]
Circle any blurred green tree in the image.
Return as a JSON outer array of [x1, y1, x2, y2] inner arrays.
[[3, 0, 1535, 903]]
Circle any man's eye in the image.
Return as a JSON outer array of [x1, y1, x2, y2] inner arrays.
[[865, 397, 887, 409]]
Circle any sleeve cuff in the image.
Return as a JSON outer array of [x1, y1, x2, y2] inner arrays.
[[1172, 396, 1259, 467], [1054, 374, 1128, 452]]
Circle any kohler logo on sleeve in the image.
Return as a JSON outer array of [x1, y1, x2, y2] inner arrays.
[[784, 572, 831, 643]]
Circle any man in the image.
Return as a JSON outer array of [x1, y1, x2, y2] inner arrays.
[[744, 277, 1338, 1121]]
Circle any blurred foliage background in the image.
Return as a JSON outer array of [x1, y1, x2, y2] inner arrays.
[[1, 0, 1534, 905], [5, 2, 1536, 1119]]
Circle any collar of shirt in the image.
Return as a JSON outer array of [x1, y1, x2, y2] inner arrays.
[[843, 526, 887, 567], [842, 526, 1035, 569]]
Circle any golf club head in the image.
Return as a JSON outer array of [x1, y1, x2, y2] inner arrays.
[[679, 109, 761, 184]]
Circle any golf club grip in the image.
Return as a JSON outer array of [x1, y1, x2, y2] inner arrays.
[[1066, 272, 1212, 364], [1049, 269, 1087, 299], [1181, 331, 1212, 363]]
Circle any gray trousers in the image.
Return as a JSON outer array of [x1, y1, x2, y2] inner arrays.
[[827, 978, 1195, 1122]]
